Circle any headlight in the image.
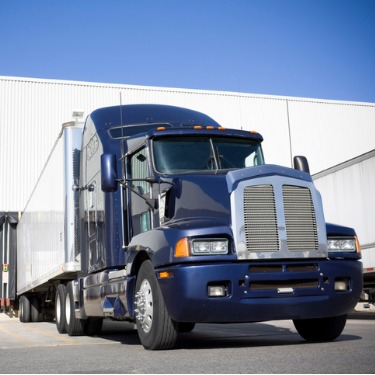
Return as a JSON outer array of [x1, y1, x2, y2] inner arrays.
[[191, 239, 229, 255], [174, 237, 229, 257], [327, 238, 357, 252]]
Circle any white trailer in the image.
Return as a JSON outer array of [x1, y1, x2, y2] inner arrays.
[[314, 149, 375, 305], [16, 121, 83, 321]]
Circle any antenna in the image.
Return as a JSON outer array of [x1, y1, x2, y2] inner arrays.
[[119, 91, 124, 126], [120, 92, 125, 156], [119, 92, 126, 251]]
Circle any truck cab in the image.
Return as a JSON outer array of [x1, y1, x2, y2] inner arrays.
[[60, 104, 362, 350]]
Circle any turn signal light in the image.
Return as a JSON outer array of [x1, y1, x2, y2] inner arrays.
[[355, 236, 361, 253], [159, 271, 174, 279], [175, 237, 189, 258]]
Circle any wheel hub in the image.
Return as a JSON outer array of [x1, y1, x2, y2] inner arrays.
[[134, 279, 153, 333]]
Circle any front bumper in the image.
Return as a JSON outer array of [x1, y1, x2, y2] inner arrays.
[[157, 259, 363, 323]]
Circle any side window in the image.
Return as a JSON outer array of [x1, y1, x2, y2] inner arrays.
[[129, 148, 151, 235], [130, 148, 150, 197]]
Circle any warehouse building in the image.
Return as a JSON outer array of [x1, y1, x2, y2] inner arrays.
[[1, 76, 374, 302]]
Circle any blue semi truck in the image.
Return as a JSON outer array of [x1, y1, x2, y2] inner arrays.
[[17, 104, 362, 350]]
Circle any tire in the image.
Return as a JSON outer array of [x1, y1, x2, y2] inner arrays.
[[55, 284, 67, 334], [293, 314, 347, 342], [19, 296, 25, 322], [31, 295, 39, 322], [134, 260, 177, 350], [65, 281, 85, 336], [85, 318, 104, 336], [20, 295, 31, 323]]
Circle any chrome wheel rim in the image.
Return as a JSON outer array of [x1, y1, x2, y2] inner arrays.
[[135, 279, 153, 333]]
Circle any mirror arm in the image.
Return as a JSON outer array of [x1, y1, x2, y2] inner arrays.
[[117, 179, 158, 210]]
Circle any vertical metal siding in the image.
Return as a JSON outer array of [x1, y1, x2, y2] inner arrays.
[[1, 76, 374, 212], [313, 151, 375, 271], [288, 99, 375, 172]]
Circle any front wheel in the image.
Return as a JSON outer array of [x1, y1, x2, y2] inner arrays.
[[134, 260, 177, 350], [293, 314, 347, 342]]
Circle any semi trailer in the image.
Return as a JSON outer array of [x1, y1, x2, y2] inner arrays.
[[313, 150, 375, 309], [16, 104, 362, 349]]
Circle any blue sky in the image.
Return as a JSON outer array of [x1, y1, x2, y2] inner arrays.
[[1, 0, 374, 103]]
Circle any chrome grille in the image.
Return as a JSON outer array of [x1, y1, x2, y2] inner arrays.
[[244, 185, 279, 252], [243, 184, 318, 254], [283, 185, 318, 251]]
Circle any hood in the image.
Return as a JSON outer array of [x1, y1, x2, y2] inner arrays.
[[167, 173, 230, 225], [165, 164, 313, 227]]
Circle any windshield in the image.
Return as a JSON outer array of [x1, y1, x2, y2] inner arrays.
[[153, 136, 264, 174]]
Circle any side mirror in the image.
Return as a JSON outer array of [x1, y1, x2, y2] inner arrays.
[[101, 154, 118, 192], [293, 155, 310, 174]]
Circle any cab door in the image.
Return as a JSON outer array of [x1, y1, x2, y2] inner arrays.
[[83, 133, 106, 272]]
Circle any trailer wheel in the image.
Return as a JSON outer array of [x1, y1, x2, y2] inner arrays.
[[19, 295, 31, 323], [134, 260, 177, 350], [293, 314, 347, 342], [31, 296, 39, 322], [65, 282, 85, 336], [55, 284, 67, 333]]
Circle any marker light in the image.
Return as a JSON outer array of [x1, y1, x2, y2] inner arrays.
[[355, 236, 361, 253], [159, 271, 174, 279], [175, 238, 189, 258]]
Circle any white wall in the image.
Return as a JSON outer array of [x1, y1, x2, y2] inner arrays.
[[1, 76, 375, 212], [314, 151, 375, 271]]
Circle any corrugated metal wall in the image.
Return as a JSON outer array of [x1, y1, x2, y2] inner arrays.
[[314, 151, 375, 270], [1, 75, 375, 212], [288, 100, 375, 172]]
